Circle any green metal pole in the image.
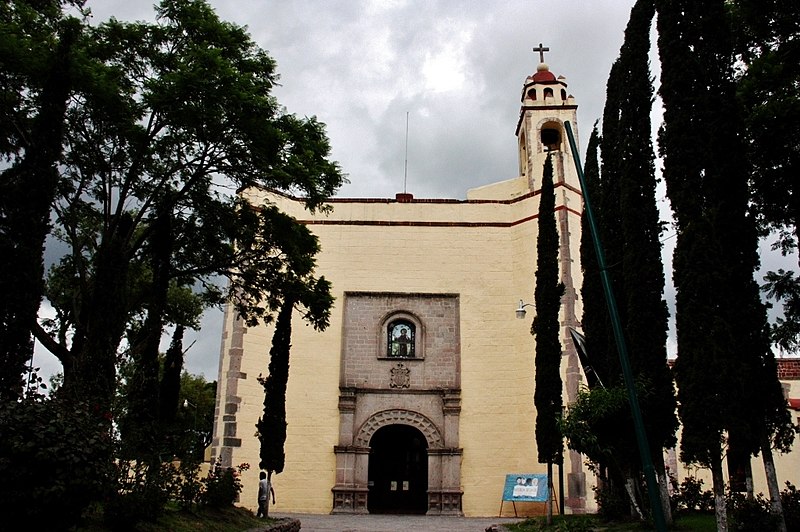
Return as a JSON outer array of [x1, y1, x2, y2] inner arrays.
[[564, 121, 667, 532]]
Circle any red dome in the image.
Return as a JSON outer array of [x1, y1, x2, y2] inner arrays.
[[532, 69, 557, 83]]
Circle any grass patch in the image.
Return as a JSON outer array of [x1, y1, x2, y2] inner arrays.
[[73, 504, 277, 531], [505, 512, 717, 531]]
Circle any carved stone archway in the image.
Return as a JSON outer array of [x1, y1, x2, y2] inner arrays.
[[332, 398, 462, 516], [354, 409, 443, 449]]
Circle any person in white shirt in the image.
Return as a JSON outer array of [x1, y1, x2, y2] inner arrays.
[[257, 471, 276, 518]]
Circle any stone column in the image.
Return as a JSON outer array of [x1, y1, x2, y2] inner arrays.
[[332, 388, 369, 514]]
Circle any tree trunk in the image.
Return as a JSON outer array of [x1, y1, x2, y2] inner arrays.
[[624, 475, 644, 520], [651, 449, 673, 526], [658, 469, 673, 527], [762, 439, 787, 532], [159, 325, 185, 424], [546, 461, 553, 525], [711, 456, 728, 532], [126, 207, 172, 460], [67, 214, 133, 410]]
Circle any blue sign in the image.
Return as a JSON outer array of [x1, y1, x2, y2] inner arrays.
[[502, 473, 549, 502]]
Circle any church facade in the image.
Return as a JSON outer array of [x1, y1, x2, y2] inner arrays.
[[210, 58, 594, 517]]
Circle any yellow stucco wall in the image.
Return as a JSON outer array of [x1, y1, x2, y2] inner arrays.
[[211, 63, 598, 517], [214, 180, 591, 517]]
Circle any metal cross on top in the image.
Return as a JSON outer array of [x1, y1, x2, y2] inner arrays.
[[533, 42, 550, 63]]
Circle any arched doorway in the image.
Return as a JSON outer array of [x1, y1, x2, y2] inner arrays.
[[367, 424, 428, 514]]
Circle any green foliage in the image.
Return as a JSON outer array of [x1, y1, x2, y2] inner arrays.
[[562, 385, 632, 467], [656, 1, 793, 495], [200, 461, 249, 509], [257, 298, 294, 475], [0, 0, 86, 400], [104, 457, 247, 526], [0, 0, 340, 519], [82, 504, 272, 532], [593, 481, 632, 521], [583, 4, 676, 513], [579, 123, 608, 392], [174, 372, 217, 460], [763, 269, 800, 353], [105, 463, 168, 529], [506, 514, 601, 532], [726, 491, 778, 532], [731, 0, 800, 256], [668, 477, 800, 531], [0, 392, 115, 529], [669, 476, 715, 514], [532, 154, 565, 466], [781, 482, 800, 532]]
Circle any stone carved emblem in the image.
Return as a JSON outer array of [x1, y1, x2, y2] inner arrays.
[[389, 363, 411, 389]]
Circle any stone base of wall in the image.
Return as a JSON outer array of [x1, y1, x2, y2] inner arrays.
[[331, 486, 369, 514], [427, 489, 463, 516]]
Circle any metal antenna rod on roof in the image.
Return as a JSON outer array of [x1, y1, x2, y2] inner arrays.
[[403, 111, 409, 194]]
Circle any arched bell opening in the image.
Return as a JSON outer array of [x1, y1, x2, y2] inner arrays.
[[541, 125, 562, 152]]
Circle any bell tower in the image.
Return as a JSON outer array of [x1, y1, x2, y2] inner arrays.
[[515, 44, 580, 192], [516, 44, 588, 513]]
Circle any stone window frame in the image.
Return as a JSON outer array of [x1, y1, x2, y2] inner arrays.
[[378, 311, 425, 360]]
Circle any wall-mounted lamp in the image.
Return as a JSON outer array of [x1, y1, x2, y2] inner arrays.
[[515, 299, 534, 319]]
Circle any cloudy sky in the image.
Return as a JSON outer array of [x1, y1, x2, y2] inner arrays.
[[30, 0, 795, 384]]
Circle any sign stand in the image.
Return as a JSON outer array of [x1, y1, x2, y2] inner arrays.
[[498, 473, 549, 517]]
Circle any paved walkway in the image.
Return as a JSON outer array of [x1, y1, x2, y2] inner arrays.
[[268, 512, 525, 532]]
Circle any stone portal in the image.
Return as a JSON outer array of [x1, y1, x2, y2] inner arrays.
[[331, 292, 463, 515]]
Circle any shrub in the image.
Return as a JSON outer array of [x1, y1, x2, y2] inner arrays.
[[172, 459, 204, 508], [103, 459, 171, 528], [200, 461, 249, 508], [593, 481, 631, 520], [781, 482, 800, 532], [0, 394, 115, 529], [670, 476, 714, 514], [726, 491, 777, 531]]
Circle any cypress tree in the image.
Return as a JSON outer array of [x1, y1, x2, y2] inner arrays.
[[657, 4, 745, 529], [532, 154, 565, 523], [257, 296, 295, 500], [579, 124, 606, 391], [597, 56, 625, 384], [656, 1, 793, 529], [575, 0, 677, 519], [614, 0, 677, 521]]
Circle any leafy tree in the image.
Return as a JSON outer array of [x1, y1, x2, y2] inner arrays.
[[0, 0, 85, 400], [532, 154, 565, 524], [1, 0, 343, 520], [36, 0, 341, 412], [730, 0, 800, 353], [656, 1, 794, 530]]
